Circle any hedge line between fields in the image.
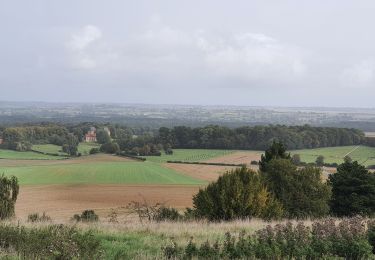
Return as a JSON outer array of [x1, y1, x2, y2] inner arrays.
[[116, 153, 146, 161], [167, 160, 245, 167], [30, 149, 66, 157]]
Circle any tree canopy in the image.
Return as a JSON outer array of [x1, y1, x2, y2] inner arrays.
[[259, 141, 291, 171], [329, 161, 375, 217], [263, 159, 331, 218], [193, 167, 283, 221]]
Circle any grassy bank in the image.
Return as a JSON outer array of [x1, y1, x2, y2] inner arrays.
[[1, 217, 374, 259]]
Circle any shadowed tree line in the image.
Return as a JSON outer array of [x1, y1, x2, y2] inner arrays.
[[158, 124, 364, 150]]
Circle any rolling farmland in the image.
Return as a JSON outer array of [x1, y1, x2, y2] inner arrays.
[[143, 149, 234, 163], [1, 145, 374, 220], [0, 154, 204, 185], [32, 142, 100, 156], [291, 145, 375, 166], [0, 149, 63, 160]]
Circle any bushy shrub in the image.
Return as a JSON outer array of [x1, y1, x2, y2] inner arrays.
[[164, 217, 374, 259], [329, 160, 375, 217], [72, 210, 99, 222], [165, 148, 173, 155], [0, 175, 19, 220], [264, 159, 331, 218], [162, 240, 181, 259], [193, 167, 284, 221], [250, 160, 259, 165], [154, 207, 182, 222], [0, 224, 102, 259], [100, 142, 120, 154], [291, 154, 301, 165], [368, 220, 375, 254], [316, 155, 325, 166], [89, 147, 100, 154], [127, 200, 184, 222], [27, 212, 51, 223], [259, 141, 291, 171]]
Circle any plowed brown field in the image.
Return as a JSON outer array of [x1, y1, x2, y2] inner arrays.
[[164, 163, 237, 181], [13, 151, 265, 221], [16, 184, 201, 221], [203, 151, 262, 165]]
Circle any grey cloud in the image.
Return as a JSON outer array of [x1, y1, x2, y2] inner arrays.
[[1, 0, 375, 106]]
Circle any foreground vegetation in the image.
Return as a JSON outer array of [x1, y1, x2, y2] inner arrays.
[[1, 141, 375, 258], [0, 217, 374, 259]]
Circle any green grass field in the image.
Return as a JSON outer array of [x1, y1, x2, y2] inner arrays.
[[0, 148, 233, 185], [32, 144, 67, 155], [1, 161, 204, 185], [78, 142, 101, 155], [143, 149, 234, 163], [32, 143, 100, 156], [2, 145, 375, 186], [291, 145, 375, 166], [0, 149, 63, 160]]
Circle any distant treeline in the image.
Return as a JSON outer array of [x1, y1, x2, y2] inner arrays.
[[0, 123, 155, 152], [0, 123, 366, 152], [158, 125, 364, 150]]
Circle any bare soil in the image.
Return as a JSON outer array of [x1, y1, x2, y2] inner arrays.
[[16, 184, 200, 221], [203, 151, 262, 165], [164, 163, 237, 181]]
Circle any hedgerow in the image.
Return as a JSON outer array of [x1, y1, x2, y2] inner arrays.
[[163, 217, 375, 259]]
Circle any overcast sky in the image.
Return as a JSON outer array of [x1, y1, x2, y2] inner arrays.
[[1, 1, 375, 107]]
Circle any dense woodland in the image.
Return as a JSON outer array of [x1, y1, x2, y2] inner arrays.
[[0, 124, 366, 154], [158, 125, 364, 150]]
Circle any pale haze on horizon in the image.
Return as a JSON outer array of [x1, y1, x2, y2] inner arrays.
[[1, 1, 374, 107]]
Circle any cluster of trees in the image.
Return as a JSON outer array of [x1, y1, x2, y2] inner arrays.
[[124, 144, 162, 156], [158, 125, 364, 150], [193, 142, 375, 220], [0, 123, 366, 159]]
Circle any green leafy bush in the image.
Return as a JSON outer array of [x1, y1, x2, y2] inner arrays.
[[193, 167, 284, 221], [368, 220, 375, 254], [72, 210, 99, 222], [0, 174, 19, 220], [100, 142, 120, 154], [0, 224, 102, 259], [154, 207, 182, 222], [164, 217, 374, 259], [89, 148, 100, 154], [329, 160, 375, 217], [264, 159, 331, 218]]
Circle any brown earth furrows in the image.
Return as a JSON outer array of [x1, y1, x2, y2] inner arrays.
[[203, 151, 262, 165], [163, 163, 238, 182], [16, 184, 200, 221]]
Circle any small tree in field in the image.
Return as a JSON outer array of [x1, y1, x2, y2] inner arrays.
[[315, 155, 325, 166], [259, 141, 291, 171], [0, 175, 19, 220]]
